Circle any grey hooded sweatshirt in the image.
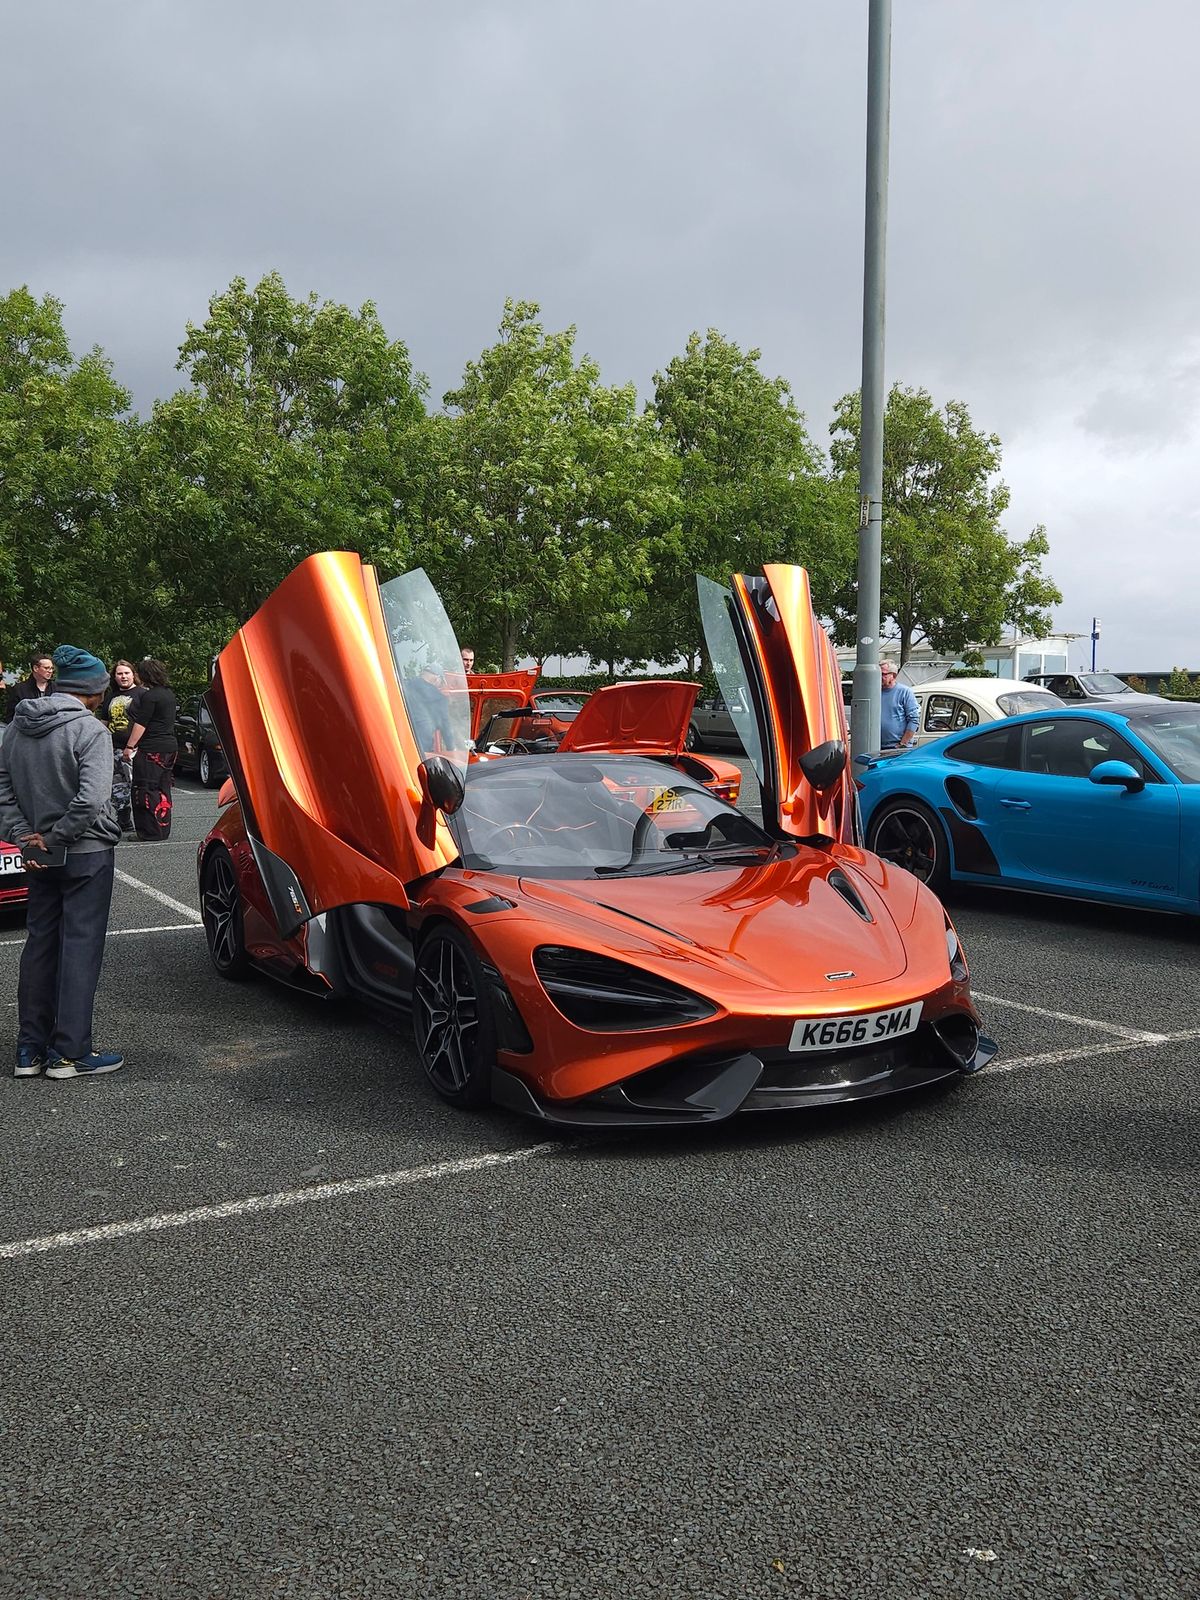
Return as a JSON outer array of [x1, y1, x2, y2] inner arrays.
[[0, 694, 120, 854]]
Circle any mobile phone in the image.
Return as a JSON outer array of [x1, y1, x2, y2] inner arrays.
[[21, 842, 67, 869]]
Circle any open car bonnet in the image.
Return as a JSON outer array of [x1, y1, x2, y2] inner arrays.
[[555, 680, 700, 758]]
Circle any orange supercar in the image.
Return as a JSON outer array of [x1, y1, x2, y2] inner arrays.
[[198, 555, 995, 1126]]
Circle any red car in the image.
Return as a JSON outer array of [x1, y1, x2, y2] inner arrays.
[[0, 835, 27, 907], [197, 554, 994, 1125]]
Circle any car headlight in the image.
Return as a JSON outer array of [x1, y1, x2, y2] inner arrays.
[[533, 946, 717, 1032], [945, 920, 968, 982]]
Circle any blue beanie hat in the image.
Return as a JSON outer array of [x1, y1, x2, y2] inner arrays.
[[52, 644, 110, 696]]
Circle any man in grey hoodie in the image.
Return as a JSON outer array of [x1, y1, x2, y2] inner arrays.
[[0, 644, 123, 1079]]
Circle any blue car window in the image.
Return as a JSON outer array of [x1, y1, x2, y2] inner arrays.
[[1130, 713, 1200, 783], [1021, 718, 1149, 779], [946, 723, 1018, 768]]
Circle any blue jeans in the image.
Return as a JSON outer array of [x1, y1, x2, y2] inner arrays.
[[18, 850, 115, 1060]]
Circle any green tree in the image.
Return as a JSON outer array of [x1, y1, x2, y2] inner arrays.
[[649, 330, 851, 667], [828, 384, 1061, 665], [127, 273, 430, 677], [425, 300, 679, 671], [1167, 666, 1197, 697], [0, 287, 134, 658]]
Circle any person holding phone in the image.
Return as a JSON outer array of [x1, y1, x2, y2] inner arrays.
[[0, 643, 122, 1079]]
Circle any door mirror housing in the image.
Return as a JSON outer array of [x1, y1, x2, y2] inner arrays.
[[1088, 759, 1144, 793], [419, 756, 465, 815], [799, 739, 848, 792]]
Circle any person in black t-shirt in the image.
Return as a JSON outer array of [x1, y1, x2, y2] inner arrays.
[[99, 659, 143, 832], [122, 658, 178, 840]]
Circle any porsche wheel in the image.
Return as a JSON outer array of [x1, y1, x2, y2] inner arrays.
[[685, 722, 703, 752], [868, 799, 950, 897], [413, 926, 496, 1108], [200, 846, 250, 979]]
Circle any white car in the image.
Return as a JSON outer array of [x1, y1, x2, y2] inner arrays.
[[909, 677, 1063, 746]]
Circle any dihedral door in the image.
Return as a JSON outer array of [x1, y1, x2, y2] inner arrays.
[[556, 681, 700, 758], [206, 553, 466, 936], [698, 565, 855, 843]]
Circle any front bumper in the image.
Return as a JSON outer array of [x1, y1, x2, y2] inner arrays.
[[491, 1020, 998, 1128]]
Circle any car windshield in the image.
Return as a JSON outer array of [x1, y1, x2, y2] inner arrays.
[[452, 755, 780, 878], [532, 694, 587, 716], [1129, 712, 1200, 783], [996, 689, 1063, 715], [1079, 673, 1135, 696], [377, 569, 471, 765]]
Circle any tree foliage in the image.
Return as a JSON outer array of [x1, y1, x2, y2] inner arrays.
[[124, 273, 429, 676], [649, 330, 851, 667], [424, 300, 679, 671], [0, 287, 134, 661], [828, 384, 1061, 665]]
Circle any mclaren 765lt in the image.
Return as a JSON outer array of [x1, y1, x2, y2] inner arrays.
[[197, 554, 996, 1126]]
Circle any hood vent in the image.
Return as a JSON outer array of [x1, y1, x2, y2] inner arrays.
[[827, 867, 873, 923]]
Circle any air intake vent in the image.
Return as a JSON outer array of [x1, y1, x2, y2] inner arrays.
[[827, 868, 873, 922]]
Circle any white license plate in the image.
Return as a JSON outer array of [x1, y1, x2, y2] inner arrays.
[[789, 1001, 923, 1053], [0, 851, 24, 875]]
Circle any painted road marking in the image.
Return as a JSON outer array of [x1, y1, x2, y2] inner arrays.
[[973, 991, 1168, 1043], [0, 923, 205, 948], [980, 1027, 1200, 1076], [0, 1145, 559, 1262], [114, 868, 202, 923]]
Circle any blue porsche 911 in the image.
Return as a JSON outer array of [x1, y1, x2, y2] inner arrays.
[[857, 703, 1200, 914]]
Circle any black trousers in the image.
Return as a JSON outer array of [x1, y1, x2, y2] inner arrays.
[[18, 850, 115, 1061]]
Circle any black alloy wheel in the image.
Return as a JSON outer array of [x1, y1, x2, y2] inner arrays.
[[684, 722, 702, 753], [200, 846, 250, 978], [412, 926, 496, 1108], [868, 799, 951, 897]]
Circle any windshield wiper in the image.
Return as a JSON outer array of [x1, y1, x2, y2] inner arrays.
[[594, 841, 782, 877]]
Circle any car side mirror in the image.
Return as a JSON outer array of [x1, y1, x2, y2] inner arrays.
[[418, 755, 465, 815], [799, 739, 847, 791], [1089, 759, 1144, 793]]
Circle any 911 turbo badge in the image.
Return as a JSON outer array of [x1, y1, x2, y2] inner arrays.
[[199, 554, 997, 1124]]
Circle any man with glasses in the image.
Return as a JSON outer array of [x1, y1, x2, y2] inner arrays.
[[4, 653, 54, 723], [880, 660, 919, 750]]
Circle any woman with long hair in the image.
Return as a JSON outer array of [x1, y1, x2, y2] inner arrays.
[[99, 659, 142, 832], [122, 658, 178, 841]]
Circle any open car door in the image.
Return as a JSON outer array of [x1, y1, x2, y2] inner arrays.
[[698, 565, 855, 843], [206, 553, 468, 937], [555, 681, 700, 758]]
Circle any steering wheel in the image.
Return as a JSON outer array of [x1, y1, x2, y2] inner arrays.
[[491, 824, 543, 852]]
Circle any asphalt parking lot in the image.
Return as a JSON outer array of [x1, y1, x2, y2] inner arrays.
[[2, 768, 1198, 1600]]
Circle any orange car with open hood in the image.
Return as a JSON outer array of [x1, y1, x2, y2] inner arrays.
[[198, 553, 995, 1126]]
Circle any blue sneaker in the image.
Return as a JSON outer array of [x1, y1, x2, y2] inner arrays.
[[45, 1050, 124, 1080], [15, 1047, 45, 1078]]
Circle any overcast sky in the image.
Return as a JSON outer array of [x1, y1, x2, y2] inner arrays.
[[7, 1, 1198, 670]]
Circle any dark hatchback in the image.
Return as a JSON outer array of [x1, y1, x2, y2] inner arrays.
[[175, 694, 228, 787]]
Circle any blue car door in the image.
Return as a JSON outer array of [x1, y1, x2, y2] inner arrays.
[[991, 717, 1183, 903]]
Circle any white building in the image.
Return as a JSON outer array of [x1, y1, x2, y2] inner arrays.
[[835, 633, 1076, 686]]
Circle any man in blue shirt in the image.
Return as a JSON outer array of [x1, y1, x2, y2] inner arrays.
[[880, 660, 919, 749]]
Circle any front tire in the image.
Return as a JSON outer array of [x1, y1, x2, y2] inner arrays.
[[200, 846, 250, 979], [412, 926, 496, 1108], [868, 798, 951, 897]]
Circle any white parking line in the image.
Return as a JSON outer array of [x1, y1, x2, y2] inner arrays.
[[0, 1144, 558, 1262], [114, 868, 202, 923], [981, 1026, 1200, 1075], [0, 923, 205, 948], [973, 991, 1167, 1043]]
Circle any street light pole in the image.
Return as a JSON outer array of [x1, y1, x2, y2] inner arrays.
[[851, 0, 892, 760]]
